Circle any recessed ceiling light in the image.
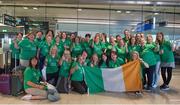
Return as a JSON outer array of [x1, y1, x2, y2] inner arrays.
[[77, 9, 82, 11], [33, 7, 38, 10], [154, 12, 159, 15], [116, 10, 122, 13], [126, 11, 131, 14], [23, 7, 28, 10]]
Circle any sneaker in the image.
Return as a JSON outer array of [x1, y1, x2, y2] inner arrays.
[[160, 85, 170, 91], [145, 87, 152, 92], [152, 84, 158, 88], [160, 84, 166, 89], [135, 91, 142, 96], [21, 94, 32, 100]]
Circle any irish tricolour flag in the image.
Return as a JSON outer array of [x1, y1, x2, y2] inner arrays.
[[83, 60, 142, 93]]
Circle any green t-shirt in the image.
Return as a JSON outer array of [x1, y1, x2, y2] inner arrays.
[[60, 39, 71, 49], [160, 41, 174, 63], [71, 43, 83, 58], [100, 41, 108, 50], [38, 41, 52, 57], [18, 39, 37, 60], [59, 61, 71, 77], [24, 67, 42, 90], [115, 46, 127, 61], [123, 37, 129, 44], [34, 37, 44, 48], [93, 42, 103, 58], [127, 44, 141, 60], [10, 40, 20, 59], [151, 42, 161, 62], [140, 44, 157, 66], [46, 55, 59, 74], [82, 41, 92, 58], [106, 42, 117, 56], [56, 44, 64, 58], [108, 57, 125, 68], [71, 62, 84, 81], [99, 61, 108, 68]]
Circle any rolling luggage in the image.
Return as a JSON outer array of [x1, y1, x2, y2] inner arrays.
[[0, 51, 11, 94], [10, 54, 25, 96]]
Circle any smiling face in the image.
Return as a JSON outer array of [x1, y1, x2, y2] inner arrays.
[[132, 52, 139, 61], [111, 52, 117, 61], [156, 33, 163, 43], [147, 34, 153, 43], [28, 33, 35, 41]]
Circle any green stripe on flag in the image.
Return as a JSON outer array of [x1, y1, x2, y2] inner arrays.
[[84, 66, 105, 94]]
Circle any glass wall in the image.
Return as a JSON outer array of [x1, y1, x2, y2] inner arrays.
[[0, 0, 179, 40]]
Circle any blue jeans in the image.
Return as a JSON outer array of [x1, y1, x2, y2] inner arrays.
[[152, 61, 161, 87]]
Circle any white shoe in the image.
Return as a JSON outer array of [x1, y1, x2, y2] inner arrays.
[[21, 94, 32, 100]]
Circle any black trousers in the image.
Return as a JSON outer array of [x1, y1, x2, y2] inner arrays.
[[47, 71, 59, 86], [161, 67, 172, 85], [143, 65, 156, 88], [11, 58, 20, 70], [71, 81, 87, 94]]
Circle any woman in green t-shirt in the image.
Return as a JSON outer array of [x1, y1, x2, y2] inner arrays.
[[115, 39, 128, 62], [37, 35, 52, 70], [140, 38, 156, 91], [127, 36, 141, 61], [156, 32, 175, 90], [146, 34, 161, 88], [92, 33, 103, 58], [10, 32, 23, 69], [108, 51, 125, 68], [82, 34, 92, 59], [18, 33, 37, 67], [88, 53, 99, 68], [23, 57, 59, 101], [99, 53, 108, 68], [69, 56, 87, 94], [71, 36, 83, 59], [59, 49, 72, 78], [53, 35, 64, 58], [45, 46, 60, 86]]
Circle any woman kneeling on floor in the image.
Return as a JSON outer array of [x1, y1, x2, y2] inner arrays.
[[22, 56, 60, 102]]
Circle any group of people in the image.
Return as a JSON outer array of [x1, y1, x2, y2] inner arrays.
[[9, 29, 175, 100]]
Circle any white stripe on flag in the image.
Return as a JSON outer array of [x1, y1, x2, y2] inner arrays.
[[102, 67, 125, 92]]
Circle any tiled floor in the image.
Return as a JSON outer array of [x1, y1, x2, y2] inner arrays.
[[0, 66, 180, 104]]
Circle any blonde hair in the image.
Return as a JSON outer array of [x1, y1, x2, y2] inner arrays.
[[49, 45, 58, 55], [131, 51, 140, 59]]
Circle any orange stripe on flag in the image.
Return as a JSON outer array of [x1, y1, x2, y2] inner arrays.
[[122, 60, 143, 91]]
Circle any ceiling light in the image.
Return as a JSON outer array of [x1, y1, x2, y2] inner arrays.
[[116, 10, 122, 13], [136, 1, 151, 5], [0, 1, 2, 4], [57, 19, 116, 25], [23, 7, 28, 10], [77, 9, 82, 11], [154, 12, 159, 15], [33, 7, 38, 10], [126, 11, 131, 14]]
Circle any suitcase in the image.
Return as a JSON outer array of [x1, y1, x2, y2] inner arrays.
[[0, 51, 11, 94], [10, 54, 25, 96], [0, 74, 11, 94], [11, 74, 24, 96], [56, 77, 71, 93]]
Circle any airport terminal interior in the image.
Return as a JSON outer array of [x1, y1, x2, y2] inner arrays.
[[0, 0, 180, 104]]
